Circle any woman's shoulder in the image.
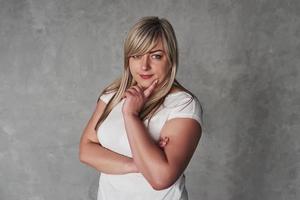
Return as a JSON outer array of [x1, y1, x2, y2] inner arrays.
[[98, 91, 117, 104], [164, 88, 201, 110], [166, 88, 195, 103], [164, 89, 204, 127]]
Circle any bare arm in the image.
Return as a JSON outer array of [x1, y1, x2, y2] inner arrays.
[[121, 80, 202, 189], [123, 114, 201, 190], [79, 99, 137, 174]]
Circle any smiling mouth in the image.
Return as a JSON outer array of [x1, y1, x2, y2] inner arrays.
[[140, 74, 153, 79]]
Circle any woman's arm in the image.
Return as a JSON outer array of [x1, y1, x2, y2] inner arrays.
[[123, 114, 201, 190], [79, 99, 138, 174], [122, 81, 201, 190]]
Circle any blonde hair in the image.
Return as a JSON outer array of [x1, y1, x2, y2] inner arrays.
[[95, 16, 195, 131]]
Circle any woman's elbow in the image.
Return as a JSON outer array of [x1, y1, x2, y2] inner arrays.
[[79, 151, 85, 163], [151, 179, 174, 191], [149, 174, 176, 191], [79, 144, 87, 163]]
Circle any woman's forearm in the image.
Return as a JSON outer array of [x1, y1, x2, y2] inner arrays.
[[123, 114, 171, 187], [79, 141, 137, 174]]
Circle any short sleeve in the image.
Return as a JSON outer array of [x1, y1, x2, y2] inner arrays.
[[98, 91, 116, 104], [166, 94, 203, 127]]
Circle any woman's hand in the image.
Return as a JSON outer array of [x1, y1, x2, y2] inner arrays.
[[158, 136, 169, 148], [122, 79, 158, 117]]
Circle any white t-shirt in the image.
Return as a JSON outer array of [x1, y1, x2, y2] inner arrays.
[[97, 91, 203, 200]]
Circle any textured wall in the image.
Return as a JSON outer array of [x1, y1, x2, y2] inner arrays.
[[0, 0, 299, 199]]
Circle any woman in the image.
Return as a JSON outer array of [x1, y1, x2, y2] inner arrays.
[[79, 16, 203, 200]]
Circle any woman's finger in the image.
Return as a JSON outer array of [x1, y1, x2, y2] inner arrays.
[[158, 136, 169, 148], [132, 85, 143, 93], [131, 85, 143, 96], [126, 88, 138, 96], [144, 79, 158, 98], [124, 90, 135, 97]]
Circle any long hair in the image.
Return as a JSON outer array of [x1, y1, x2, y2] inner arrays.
[[95, 16, 195, 131]]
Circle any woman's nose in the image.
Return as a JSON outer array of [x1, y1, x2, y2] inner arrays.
[[141, 54, 150, 70]]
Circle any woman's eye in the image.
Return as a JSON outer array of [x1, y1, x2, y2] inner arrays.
[[152, 54, 162, 59]]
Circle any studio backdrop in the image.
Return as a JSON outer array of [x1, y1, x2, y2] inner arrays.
[[0, 0, 299, 200]]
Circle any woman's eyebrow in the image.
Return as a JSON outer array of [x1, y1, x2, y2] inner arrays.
[[148, 49, 164, 54]]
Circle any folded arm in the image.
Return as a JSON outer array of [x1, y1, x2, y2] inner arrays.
[[123, 114, 202, 190], [79, 100, 137, 174]]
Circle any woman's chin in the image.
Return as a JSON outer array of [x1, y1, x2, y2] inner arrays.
[[136, 82, 151, 89], [137, 84, 148, 89]]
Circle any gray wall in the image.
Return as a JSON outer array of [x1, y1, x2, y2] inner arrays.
[[0, 0, 299, 199]]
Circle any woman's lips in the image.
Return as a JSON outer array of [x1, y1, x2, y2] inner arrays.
[[140, 74, 153, 79]]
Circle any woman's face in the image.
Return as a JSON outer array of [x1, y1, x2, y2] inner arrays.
[[129, 39, 170, 90]]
